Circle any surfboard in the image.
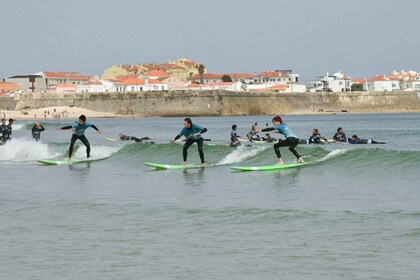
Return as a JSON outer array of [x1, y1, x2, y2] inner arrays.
[[231, 162, 307, 171], [105, 137, 118, 141], [38, 157, 105, 165], [144, 162, 208, 170]]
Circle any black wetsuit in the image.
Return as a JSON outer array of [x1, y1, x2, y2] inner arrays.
[[348, 138, 385, 144], [174, 125, 207, 163], [0, 124, 7, 141], [120, 134, 151, 142], [333, 132, 347, 142], [309, 133, 327, 144], [61, 122, 99, 158], [32, 125, 45, 141], [230, 130, 241, 147]]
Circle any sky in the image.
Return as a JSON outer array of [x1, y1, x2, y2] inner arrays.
[[1, 0, 420, 83]]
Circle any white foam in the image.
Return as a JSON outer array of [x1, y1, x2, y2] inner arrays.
[[217, 145, 269, 165], [0, 138, 56, 162], [0, 138, 120, 162], [317, 149, 348, 163]]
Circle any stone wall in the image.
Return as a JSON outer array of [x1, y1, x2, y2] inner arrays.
[[2, 90, 420, 116]]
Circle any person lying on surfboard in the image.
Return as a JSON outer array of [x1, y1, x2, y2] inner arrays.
[[347, 135, 385, 144], [258, 115, 304, 165], [308, 128, 328, 144], [169, 117, 207, 166], [56, 114, 101, 160], [118, 133, 153, 143]]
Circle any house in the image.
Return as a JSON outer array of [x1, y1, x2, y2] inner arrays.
[[187, 82, 242, 91], [42, 72, 91, 87], [401, 77, 420, 91], [187, 73, 224, 84], [101, 64, 141, 79], [366, 75, 400, 92], [115, 77, 168, 92], [76, 80, 116, 93], [0, 81, 19, 96]]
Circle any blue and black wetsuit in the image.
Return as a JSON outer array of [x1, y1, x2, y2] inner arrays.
[[61, 121, 99, 158], [262, 122, 301, 159], [173, 124, 207, 163], [230, 130, 241, 147]]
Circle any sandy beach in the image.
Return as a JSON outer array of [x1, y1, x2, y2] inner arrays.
[[0, 106, 120, 120]]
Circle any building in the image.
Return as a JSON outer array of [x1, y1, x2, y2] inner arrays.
[[4, 74, 46, 92], [115, 77, 168, 92], [308, 71, 351, 92], [366, 75, 400, 92], [42, 72, 91, 87]]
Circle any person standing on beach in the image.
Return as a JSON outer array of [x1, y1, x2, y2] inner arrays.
[[32, 122, 45, 141], [258, 115, 304, 165], [56, 115, 101, 160], [169, 117, 207, 166]]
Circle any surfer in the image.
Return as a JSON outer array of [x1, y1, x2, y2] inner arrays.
[[261, 133, 276, 142], [230, 124, 241, 147], [247, 124, 261, 141], [348, 135, 385, 144], [259, 115, 304, 165], [118, 133, 152, 143], [169, 117, 207, 166], [333, 127, 347, 142], [56, 115, 101, 160], [32, 122, 45, 141], [309, 128, 328, 144], [0, 118, 7, 142]]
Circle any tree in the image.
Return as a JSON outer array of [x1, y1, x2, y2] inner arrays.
[[198, 64, 205, 84], [351, 83, 364, 91], [222, 75, 233, 82]]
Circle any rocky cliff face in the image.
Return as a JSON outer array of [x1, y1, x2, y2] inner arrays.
[[2, 90, 420, 116]]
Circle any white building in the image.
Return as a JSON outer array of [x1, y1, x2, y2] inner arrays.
[[366, 75, 400, 92], [115, 77, 168, 92]]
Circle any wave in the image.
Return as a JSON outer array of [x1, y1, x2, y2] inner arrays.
[[2, 138, 420, 167]]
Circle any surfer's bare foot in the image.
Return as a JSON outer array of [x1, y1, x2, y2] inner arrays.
[[200, 162, 206, 167], [182, 161, 187, 166], [297, 157, 305, 163], [276, 158, 284, 165], [68, 158, 71, 161]]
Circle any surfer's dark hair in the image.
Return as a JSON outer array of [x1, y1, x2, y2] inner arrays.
[[79, 115, 86, 122], [184, 117, 192, 126], [232, 124, 237, 130]]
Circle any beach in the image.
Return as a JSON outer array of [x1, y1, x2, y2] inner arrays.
[[0, 106, 120, 120]]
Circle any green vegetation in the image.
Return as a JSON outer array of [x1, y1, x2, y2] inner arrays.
[[351, 83, 364, 91]]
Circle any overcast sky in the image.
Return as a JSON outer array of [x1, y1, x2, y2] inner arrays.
[[1, 0, 419, 82]]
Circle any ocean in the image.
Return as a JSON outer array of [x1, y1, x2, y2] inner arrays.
[[1, 113, 419, 279]]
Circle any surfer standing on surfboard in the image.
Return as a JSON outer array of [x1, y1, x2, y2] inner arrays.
[[169, 117, 207, 166], [258, 115, 304, 165], [56, 115, 101, 160]]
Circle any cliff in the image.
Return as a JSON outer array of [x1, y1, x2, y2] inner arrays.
[[1, 90, 420, 116]]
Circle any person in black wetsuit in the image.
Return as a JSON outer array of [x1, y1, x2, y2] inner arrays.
[[230, 124, 241, 147], [32, 122, 45, 141], [56, 115, 101, 160], [333, 127, 347, 142], [309, 128, 328, 144], [169, 117, 207, 166], [0, 118, 7, 143], [348, 135, 385, 144], [118, 133, 152, 143]]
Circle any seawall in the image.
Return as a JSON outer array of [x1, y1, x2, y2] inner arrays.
[[1, 90, 420, 116]]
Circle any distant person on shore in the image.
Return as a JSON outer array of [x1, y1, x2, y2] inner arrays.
[[348, 135, 385, 144], [230, 124, 242, 147], [32, 122, 45, 141], [118, 133, 153, 143], [258, 115, 304, 165], [333, 127, 347, 142], [169, 117, 207, 166], [309, 128, 328, 144], [56, 115, 101, 160]]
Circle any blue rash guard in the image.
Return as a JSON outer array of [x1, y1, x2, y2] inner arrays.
[[176, 123, 206, 140], [273, 122, 297, 138], [72, 121, 96, 135]]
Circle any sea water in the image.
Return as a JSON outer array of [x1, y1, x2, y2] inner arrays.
[[1, 113, 419, 279]]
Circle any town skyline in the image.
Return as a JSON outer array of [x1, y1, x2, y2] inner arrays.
[[1, 0, 420, 83]]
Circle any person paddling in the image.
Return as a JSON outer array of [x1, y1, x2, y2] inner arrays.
[[258, 115, 304, 165]]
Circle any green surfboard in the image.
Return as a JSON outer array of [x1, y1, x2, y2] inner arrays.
[[231, 162, 307, 171], [144, 162, 207, 170], [38, 157, 105, 165]]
